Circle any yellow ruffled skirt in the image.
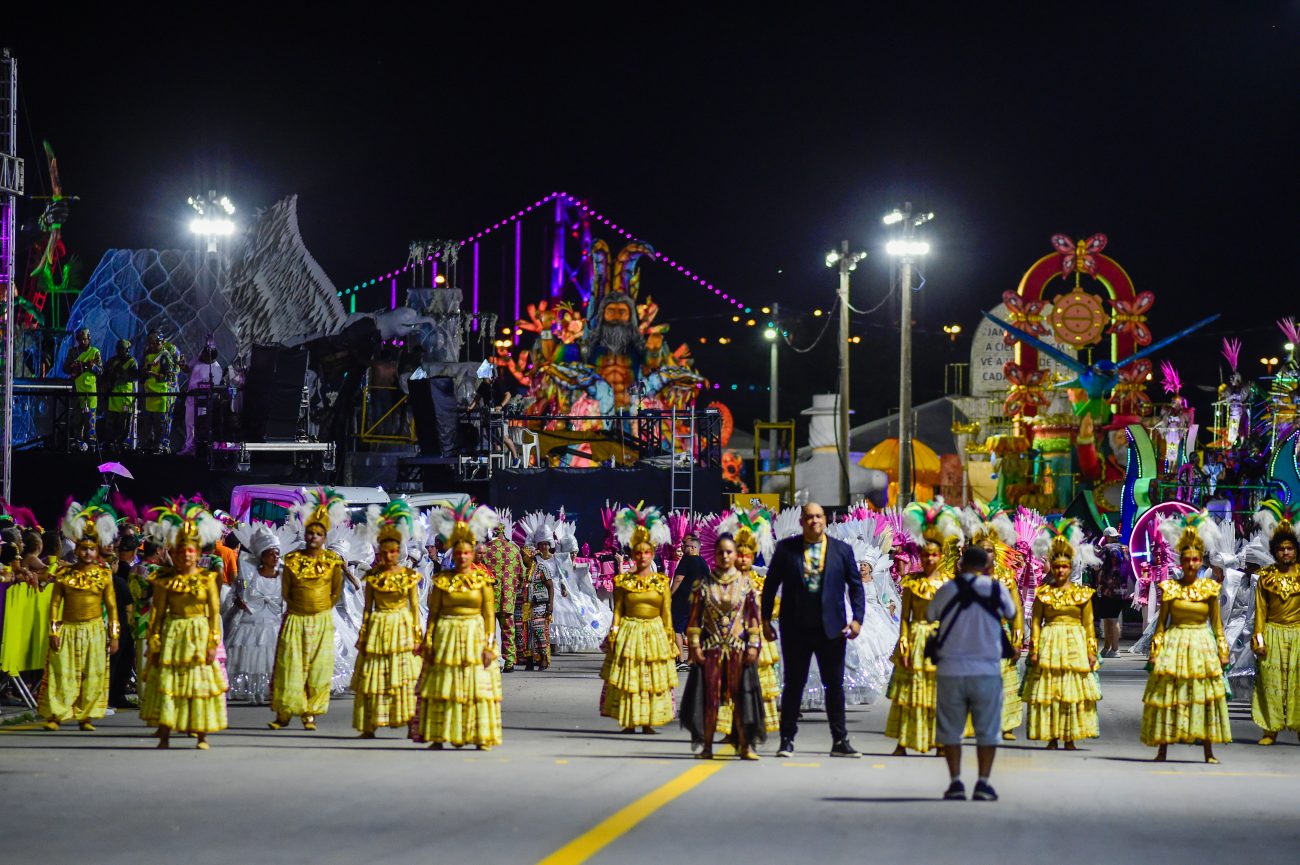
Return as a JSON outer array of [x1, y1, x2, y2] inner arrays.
[[716, 630, 780, 735], [1023, 621, 1100, 741], [1000, 653, 1024, 733], [271, 610, 335, 718], [1252, 622, 1300, 733], [352, 608, 420, 731], [416, 614, 502, 747], [885, 620, 938, 752], [600, 615, 676, 728], [140, 616, 228, 733], [1141, 624, 1231, 745], [37, 619, 108, 723]]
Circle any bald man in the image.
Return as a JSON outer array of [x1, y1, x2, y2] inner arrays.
[[761, 502, 864, 758]]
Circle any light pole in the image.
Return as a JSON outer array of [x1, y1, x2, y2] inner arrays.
[[826, 242, 867, 506], [884, 203, 933, 507], [764, 305, 778, 469]]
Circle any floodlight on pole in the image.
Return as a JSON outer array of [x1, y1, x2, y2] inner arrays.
[[885, 201, 933, 507]]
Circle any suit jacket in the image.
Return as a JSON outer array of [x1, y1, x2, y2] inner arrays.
[[761, 534, 864, 639]]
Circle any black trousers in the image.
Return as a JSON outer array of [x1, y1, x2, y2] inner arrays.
[[109, 634, 135, 706], [779, 624, 847, 742]]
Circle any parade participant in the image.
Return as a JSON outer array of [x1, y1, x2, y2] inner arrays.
[[601, 504, 675, 733], [1141, 514, 1231, 763], [683, 535, 765, 760], [225, 523, 287, 704], [1090, 527, 1131, 657], [1023, 520, 1100, 749], [415, 500, 502, 750], [108, 534, 139, 709], [886, 503, 961, 756], [102, 338, 138, 451], [139, 330, 179, 454], [179, 342, 223, 456], [761, 502, 864, 759], [353, 500, 422, 737], [962, 506, 1027, 741], [268, 488, 346, 730], [520, 517, 557, 670], [551, 518, 612, 652], [671, 533, 708, 668], [140, 502, 227, 749], [129, 539, 163, 678], [37, 501, 119, 731], [711, 508, 780, 738], [63, 327, 103, 450], [1250, 500, 1300, 744], [479, 522, 525, 672]]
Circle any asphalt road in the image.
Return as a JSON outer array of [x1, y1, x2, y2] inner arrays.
[[3, 653, 1298, 865]]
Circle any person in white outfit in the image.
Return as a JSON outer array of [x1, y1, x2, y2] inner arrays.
[[225, 524, 286, 704]]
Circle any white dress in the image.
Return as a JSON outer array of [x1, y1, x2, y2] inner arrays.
[[547, 554, 612, 653], [800, 565, 900, 709], [225, 565, 284, 704]]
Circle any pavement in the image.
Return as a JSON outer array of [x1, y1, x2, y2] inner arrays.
[[3, 651, 1299, 865]]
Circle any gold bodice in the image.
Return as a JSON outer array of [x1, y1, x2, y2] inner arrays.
[[1158, 578, 1217, 627], [51, 562, 114, 622], [617, 572, 669, 620], [433, 569, 491, 616], [283, 550, 342, 615], [1037, 584, 1093, 623], [1258, 567, 1300, 626], [153, 568, 219, 618], [365, 567, 420, 611]]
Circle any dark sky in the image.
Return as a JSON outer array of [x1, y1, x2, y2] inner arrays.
[[7, 5, 1299, 434]]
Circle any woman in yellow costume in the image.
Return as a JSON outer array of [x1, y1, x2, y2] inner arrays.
[[961, 505, 1027, 741], [38, 501, 120, 731], [140, 501, 228, 749], [1250, 500, 1300, 745], [352, 499, 422, 738], [886, 503, 961, 756], [600, 504, 677, 733], [1141, 513, 1231, 762], [711, 507, 780, 739], [1022, 519, 1100, 748], [415, 500, 503, 750]]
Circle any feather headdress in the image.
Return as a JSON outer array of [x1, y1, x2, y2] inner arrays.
[[1032, 518, 1082, 563], [1221, 338, 1241, 373], [714, 506, 775, 563], [1279, 317, 1300, 347], [1203, 517, 1241, 570], [291, 487, 348, 534], [1254, 499, 1300, 552], [430, 499, 499, 549], [364, 498, 419, 549], [1160, 360, 1182, 397], [554, 518, 580, 555], [960, 503, 1015, 548], [1157, 509, 1215, 556], [771, 506, 804, 541], [903, 501, 963, 548], [146, 499, 224, 552], [517, 510, 557, 547], [613, 502, 672, 551], [232, 521, 291, 560], [60, 499, 120, 547]]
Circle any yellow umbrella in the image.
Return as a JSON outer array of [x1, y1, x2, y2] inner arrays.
[[859, 437, 942, 484]]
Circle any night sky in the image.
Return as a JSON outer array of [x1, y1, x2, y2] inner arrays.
[[7, 6, 1299, 439]]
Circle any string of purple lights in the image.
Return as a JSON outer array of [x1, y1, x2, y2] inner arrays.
[[336, 191, 756, 318]]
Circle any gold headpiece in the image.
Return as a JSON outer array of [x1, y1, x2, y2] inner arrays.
[[367, 499, 416, 548], [430, 499, 499, 549], [149, 500, 223, 552], [294, 487, 347, 534]]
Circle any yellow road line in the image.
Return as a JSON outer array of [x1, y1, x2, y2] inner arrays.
[[537, 763, 723, 865], [0, 723, 45, 732]]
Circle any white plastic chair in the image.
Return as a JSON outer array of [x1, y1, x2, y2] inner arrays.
[[517, 428, 539, 467]]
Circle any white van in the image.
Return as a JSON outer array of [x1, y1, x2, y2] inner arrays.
[[230, 484, 390, 527], [391, 492, 472, 514]]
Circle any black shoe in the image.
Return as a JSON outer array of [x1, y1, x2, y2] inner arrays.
[[943, 780, 967, 801], [830, 739, 862, 758], [972, 781, 998, 802], [676, 662, 690, 672], [776, 738, 794, 758]]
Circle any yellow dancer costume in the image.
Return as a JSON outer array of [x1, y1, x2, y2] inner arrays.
[[38, 502, 120, 730], [1251, 500, 1300, 742], [712, 507, 779, 736], [602, 505, 677, 731], [1022, 520, 1100, 745], [885, 503, 960, 755], [269, 489, 345, 730], [416, 501, 503, 749], [963, 506, 1026, 739], [1141, 515, 1231, 761], [352, 500, 422, 736], [140, 501, 228, 748]]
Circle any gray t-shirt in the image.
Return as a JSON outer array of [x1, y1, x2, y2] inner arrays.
[[927, 572, 1016, 678]]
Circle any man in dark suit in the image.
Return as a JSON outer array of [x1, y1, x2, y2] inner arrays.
[[762, 502, 864, 758]]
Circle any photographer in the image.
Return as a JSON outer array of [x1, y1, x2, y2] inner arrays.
[[927, 545, 1017, 802]]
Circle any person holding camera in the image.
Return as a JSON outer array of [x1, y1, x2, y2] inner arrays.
[[927, 545, 1017, 802]]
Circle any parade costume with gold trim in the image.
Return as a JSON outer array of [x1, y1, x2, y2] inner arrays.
[[140, 502, 229, 742], [37, 501, 119, 728], [1250, 501, 1300, 737], [884, 503, 961, 753], [352, 500, 423, 733], [415, 501, 503, 748], [270, 489, 346, 727], [1140, 516, 1232, 747], [1022, 521, 1101, 743]]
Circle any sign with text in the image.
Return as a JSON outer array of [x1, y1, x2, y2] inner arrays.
[[970, 302, 1078, 397]]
